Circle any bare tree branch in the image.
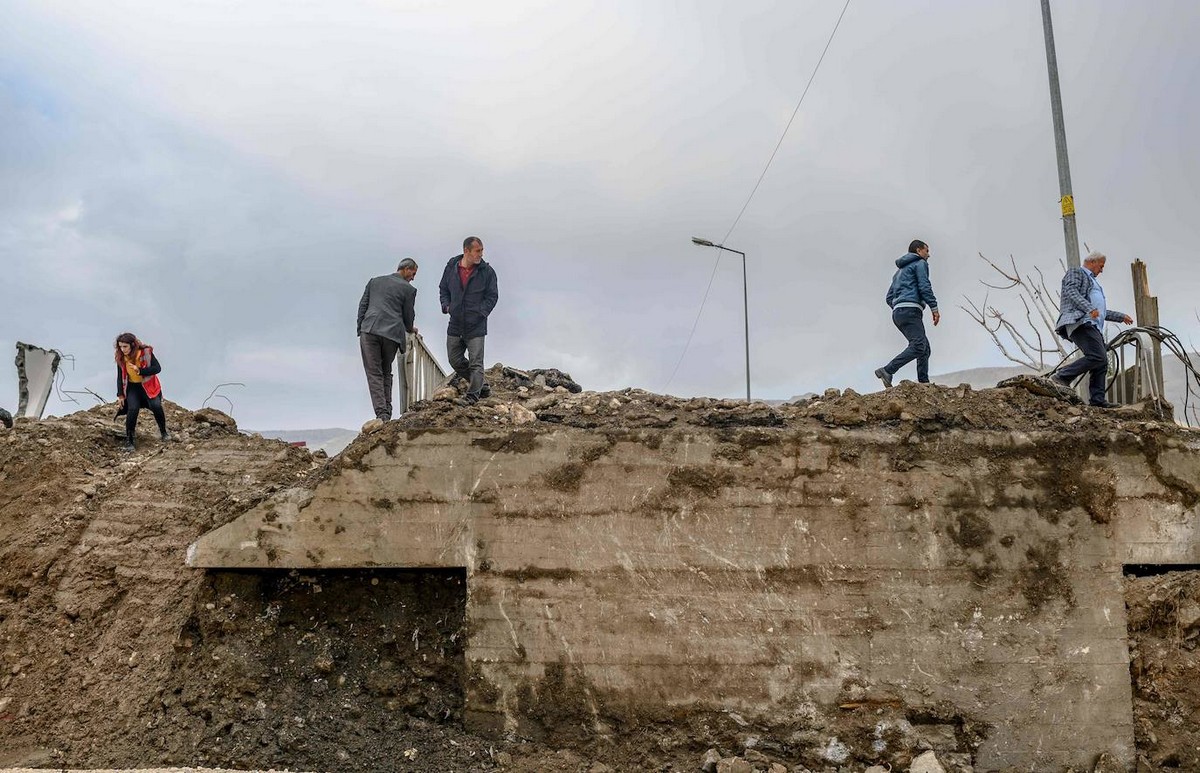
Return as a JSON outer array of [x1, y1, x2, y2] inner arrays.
[[964, 253, 1069, 371]]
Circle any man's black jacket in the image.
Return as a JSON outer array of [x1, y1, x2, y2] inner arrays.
[[438, 255, 499, 339]]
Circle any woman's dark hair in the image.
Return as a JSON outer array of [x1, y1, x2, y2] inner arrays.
[[113, 332, 145, 364], [909, 239, 928, 253]]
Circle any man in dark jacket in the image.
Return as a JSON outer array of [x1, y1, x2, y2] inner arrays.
[[438, 236, 499, 405], [875, 239, 940, 388], [357, 258, 419, 421]]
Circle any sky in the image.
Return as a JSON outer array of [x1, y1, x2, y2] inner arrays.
[[2, 0, 1199, 429]]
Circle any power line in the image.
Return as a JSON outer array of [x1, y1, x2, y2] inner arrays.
[[663, 0, 853, 393]]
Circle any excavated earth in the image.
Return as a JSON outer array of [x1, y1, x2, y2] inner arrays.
[[1, 369, 1198, 773]]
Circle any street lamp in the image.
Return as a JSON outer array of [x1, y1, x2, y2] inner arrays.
[[691, 237, 751, 402]]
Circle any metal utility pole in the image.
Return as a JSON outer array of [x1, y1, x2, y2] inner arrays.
[[1040, 0, 1081, 268], [691, 237, 751, 402]]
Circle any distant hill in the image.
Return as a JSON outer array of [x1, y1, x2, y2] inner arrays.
[[932, 365, 1033, 388], [249, 427, 358, 456]]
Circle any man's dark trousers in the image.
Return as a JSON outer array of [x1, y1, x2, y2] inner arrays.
[[360, 332, 401, 420], [883, 307, 931, 383], [448, 335, 486, 399], [1057, 324, 1109, 405]]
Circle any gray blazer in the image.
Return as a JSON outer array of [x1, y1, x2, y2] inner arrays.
[[357, 273, 417, 348]]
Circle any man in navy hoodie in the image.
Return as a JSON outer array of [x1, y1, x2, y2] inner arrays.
[[875, 239, 940, 388], [439, 236, 500, 405]]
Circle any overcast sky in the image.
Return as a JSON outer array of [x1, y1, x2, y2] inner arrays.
[[3, 0, 1198, 429]]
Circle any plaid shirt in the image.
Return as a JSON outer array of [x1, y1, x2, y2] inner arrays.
[[1054, 266, 1128, 337]]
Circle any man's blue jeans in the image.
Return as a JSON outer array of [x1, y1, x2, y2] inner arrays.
[[884, 307, 931, 383], [1057, 324, 1109, 405]]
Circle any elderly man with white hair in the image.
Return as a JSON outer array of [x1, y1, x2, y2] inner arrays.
[[1052, 251, 1134, 408]]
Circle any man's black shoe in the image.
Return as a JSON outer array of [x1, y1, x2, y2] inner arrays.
[[0, 408, 12, 429], [458, 395, 479, 407], [122, 441, 136, 452], [873, 368, 893, 389], [479, 384, 492, 399], [1089, 400, 1121, 409]]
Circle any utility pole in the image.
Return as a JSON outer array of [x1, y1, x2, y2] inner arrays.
[[1040, 0, 1081, 268]]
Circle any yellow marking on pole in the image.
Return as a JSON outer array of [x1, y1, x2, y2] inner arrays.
[[1061, 195, 1075, 217]]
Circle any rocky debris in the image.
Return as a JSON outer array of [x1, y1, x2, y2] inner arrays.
[[716, 757, 753, 773], [998, 374, 1082, 403], [193, 406, 238, 429], [1126, 570, 1200, 770], [385, 365, 1185, 439], [360, 418, 384, 433], [909, 750, 947, 772]]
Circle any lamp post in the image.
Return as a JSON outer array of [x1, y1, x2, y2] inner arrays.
[[691, 237, 751, 401]]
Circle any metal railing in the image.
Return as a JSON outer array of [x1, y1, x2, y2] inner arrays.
[[399, 333, 448, 412]]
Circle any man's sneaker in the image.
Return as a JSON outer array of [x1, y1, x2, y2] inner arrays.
[[1090, 400, 1121, 409], [122, 441, 136, 452], [458, 394, 479, 407], [874, 368, 893, 389], [161, 431, 173, 442], [0, 408, 12, 429], [479, 384, 492, 399]]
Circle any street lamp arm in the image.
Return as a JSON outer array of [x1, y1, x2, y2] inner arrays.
[[691, 236, 744, 258]]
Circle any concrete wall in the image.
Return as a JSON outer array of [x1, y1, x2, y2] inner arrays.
[[188, 424, 1200, 770]]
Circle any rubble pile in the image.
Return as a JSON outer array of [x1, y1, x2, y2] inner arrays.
[[390, 364, 1175, 436]]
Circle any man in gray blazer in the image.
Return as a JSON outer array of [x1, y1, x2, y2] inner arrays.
[[357, 258, 419, 421]]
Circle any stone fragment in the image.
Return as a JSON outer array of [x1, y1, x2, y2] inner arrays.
[[701, 748, 722, 773], [194, 407, 238, 429], [910, 750, 947, 773], [432, 386, 459, 401], [495, 750, 513, 766], [511, 405, 537, 425], [768, 764, 788, 773], [1091, 751, 1124, 773], [821, 737, 850, 763], [361, 419, 384, 434], [716, 758, 753, 773], [866, 767, 889, 773]]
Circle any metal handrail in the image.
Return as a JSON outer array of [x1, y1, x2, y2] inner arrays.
[[401, 333, 448, 412]]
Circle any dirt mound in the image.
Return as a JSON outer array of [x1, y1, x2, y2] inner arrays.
[[0, 403, 627, 772]]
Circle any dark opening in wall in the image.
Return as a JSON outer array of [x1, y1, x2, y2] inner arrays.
[[1123, 564, 1200, 577], [157, 569, 468, 772]]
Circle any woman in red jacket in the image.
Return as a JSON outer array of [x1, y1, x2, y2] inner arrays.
[[114, 332, 170, 451]]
